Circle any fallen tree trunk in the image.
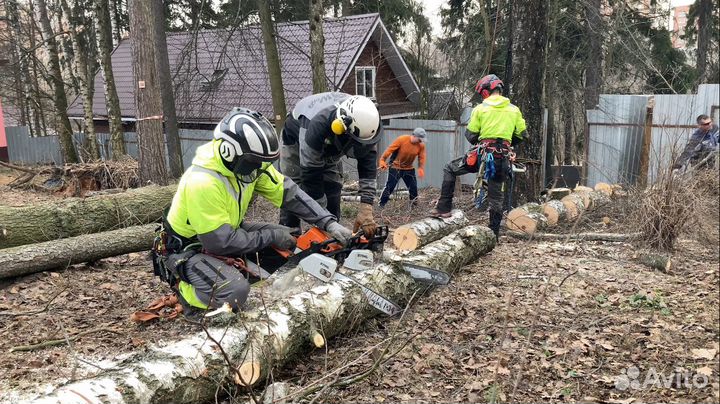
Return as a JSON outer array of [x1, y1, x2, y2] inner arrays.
[[0, 224, 156, 279], [506, 231, 640, 242], [0, 184, 175, 249], [392, 209, 468, 251], [14, 225, 496, 404]]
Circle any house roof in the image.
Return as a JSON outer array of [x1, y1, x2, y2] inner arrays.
[[68, 13, 420, 124]]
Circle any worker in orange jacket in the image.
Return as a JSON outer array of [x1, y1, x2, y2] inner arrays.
[[378, 128, 427, 207]]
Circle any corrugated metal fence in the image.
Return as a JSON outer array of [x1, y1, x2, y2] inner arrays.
[[586, 84, 720, 187], [6, 120, 472, 189]]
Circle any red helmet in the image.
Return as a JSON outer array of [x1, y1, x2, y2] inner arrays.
[[475, 74, 504, 99]]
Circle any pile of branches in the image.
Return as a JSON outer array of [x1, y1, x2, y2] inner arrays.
[[630, 164, 719, 251], [0, 158, 140, 196]]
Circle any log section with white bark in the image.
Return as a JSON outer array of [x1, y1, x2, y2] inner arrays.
[[546, 187, 571, 200], [0, 185, 175, 249], [542, 200, 567, 226], [506, 203, 546, 234], [561, 194, 586, 220], [0, 224, 156, 279], [13, 225, 496, 404], [392, 209, 468, 251]]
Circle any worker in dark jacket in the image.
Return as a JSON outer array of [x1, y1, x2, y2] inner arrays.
[[673, 114, 719, 171], [279, 92, 382, 237], [157, 108, 352, 313]]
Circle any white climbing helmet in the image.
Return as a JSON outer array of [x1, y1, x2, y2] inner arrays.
[[337, 95, 381, 144]]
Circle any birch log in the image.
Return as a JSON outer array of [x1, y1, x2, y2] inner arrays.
[[560, 194, 586, 220], [392, 209, 468, 251], [542, 200, 567, 226], [0, 224, 156, 279], [574, 185, 594, 193], [13, 226, 496, 404], [506, 203, 545, 233], [0, 185, 175, 249], [594, 182, 614, 196], [546, 187, 572, 200]]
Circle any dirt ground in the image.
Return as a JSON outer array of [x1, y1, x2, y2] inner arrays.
[[0, 171, 718, 403]]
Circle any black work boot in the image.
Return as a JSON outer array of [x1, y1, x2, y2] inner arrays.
[[489, 211, 503, 241]]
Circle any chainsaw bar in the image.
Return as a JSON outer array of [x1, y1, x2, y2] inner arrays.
[[299, 253, 401, 316], [401, 263, 451, 286]]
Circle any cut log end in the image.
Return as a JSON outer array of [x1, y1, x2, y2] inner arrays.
[[594, 182, 614, 196], [547, 187, 572, 200], [392, 227, 418, 251], [574, 185, 594, 193], [312, 332, 325, 348], [235, 362, 261, 386], [506, 212, 547, 235]]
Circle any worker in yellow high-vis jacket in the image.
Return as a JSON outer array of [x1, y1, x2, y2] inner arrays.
[[431, 75, 527, 240], [154, 108, 352, 313]]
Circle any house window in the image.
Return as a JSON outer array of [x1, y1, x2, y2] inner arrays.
[[355, 67, 376, 99]]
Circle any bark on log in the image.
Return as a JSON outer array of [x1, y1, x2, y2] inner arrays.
[[572, 189, 592, 209], [392, 209, 468, 251], [637, 253, 672, 272], [546, 187, 571, 200], [587, 190, 611, 208], [560, 194, 586, 220], [0, 224, 156, 279], [14, 226, 496, 404], [0, 185, 175, 249], [542, 200, 567, 226], [506, 231, 640, 242]]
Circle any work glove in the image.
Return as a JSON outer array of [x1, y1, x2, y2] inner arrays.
[[270, 229, 297, 250], [354, 203, 378, 238], [378, 160, 389, 171], [418, 167, 425, 178], [325, 221, 353, 245]]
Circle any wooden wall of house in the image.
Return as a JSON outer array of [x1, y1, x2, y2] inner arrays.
[[341, 40, 409, 106]]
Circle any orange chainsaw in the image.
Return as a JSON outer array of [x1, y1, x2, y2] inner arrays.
[[274, 225, 450, 286]]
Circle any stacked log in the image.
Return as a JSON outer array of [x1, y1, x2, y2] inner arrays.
[[506, 185, 622, 235], [505, 203, 547, 234], [13, 225, 497, 404], [392, 209, 468, 251], [0, 224, 156, 279], [0, 184, 176, 249]]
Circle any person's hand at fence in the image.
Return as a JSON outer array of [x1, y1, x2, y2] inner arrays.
[[378, 160, 388, 171], [418, 167, 425, 178]]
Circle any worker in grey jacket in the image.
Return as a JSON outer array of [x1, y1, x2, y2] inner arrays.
[[279, 92, 383, 237]]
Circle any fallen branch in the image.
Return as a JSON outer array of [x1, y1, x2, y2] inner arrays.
[[0, 286, 67, 316], [9, 327, 123, 352], [505, 231, 640, 242]]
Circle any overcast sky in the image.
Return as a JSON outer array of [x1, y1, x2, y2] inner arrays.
[[419, 0, 444, 38]]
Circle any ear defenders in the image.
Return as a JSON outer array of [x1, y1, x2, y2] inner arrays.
[[331, 115, 354, 135]]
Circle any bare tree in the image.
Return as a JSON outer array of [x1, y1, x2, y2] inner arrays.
[[36, 0, 79, 163], [62, 0, 100, 160], [95, 0, 127, 158], [584, 0, 603, 110], [129, 0, 168, 184], [695, 0, 712, 85], [258, 0, 287, 132], [310, 0, 328, 93], [507, 0, 548, 202], [152, 0, 183, 177]]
